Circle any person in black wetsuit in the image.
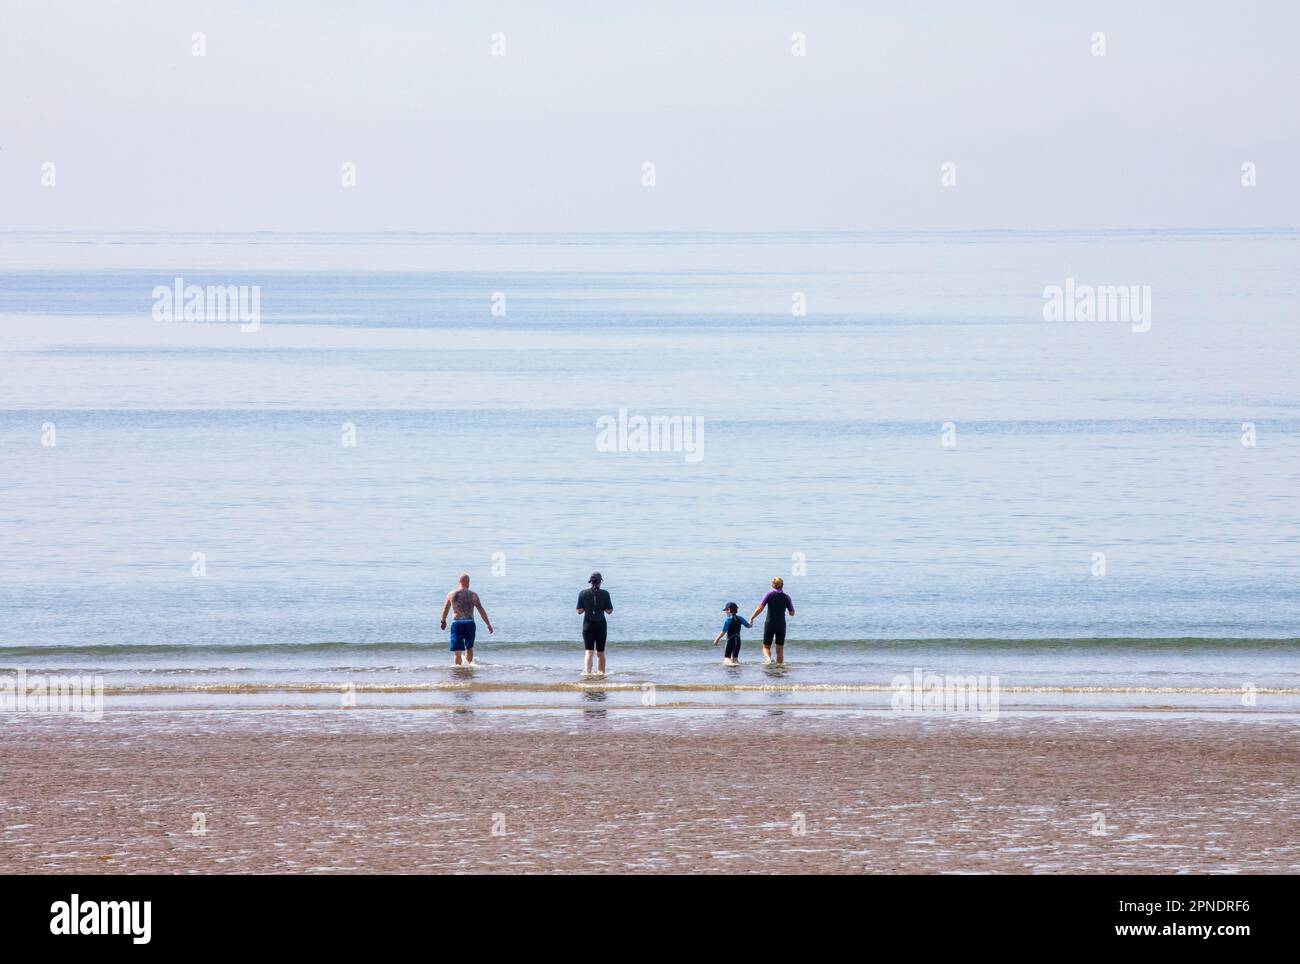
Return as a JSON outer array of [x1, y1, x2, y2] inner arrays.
[[576, 571, 614, 675], [749, 576, 795, 664]]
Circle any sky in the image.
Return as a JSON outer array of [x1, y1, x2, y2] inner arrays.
[[2, 0, 1297, 232]]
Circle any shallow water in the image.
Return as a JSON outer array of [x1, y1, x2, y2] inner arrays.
[[2, 231, 1297, 711], [2, 637, 1296, 714]]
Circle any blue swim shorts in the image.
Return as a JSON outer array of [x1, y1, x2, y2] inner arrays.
[[449, 619, 477, 652]]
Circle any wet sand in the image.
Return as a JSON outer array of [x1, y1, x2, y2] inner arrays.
[[3, 710, 1297, 874]]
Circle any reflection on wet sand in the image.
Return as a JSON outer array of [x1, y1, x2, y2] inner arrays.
[[582, 688, 609, 722]]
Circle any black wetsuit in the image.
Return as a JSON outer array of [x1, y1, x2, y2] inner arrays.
[[762, 590, 793, 648], [577, 587, 613, 651]]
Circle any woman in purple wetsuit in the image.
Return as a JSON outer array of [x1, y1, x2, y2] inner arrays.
[[749, 577, 795, 664]]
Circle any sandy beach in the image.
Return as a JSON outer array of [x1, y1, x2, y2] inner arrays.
[[3, 710, 1296, 874]]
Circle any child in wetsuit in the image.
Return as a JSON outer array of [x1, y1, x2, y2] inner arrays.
[[712, 602, 751, 665]]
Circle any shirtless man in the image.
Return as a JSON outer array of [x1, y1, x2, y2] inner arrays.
[[439, 572, 494, 665]]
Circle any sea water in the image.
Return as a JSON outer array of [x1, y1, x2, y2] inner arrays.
[[1, 231, 1297, 711]]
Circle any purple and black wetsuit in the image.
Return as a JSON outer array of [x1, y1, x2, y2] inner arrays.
[[760, 589, 794, 648]]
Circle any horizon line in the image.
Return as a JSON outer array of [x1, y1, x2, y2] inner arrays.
[[3, 226, 1298, 238]]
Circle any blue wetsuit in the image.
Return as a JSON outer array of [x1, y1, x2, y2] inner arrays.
[[722, 614, 751, 659]]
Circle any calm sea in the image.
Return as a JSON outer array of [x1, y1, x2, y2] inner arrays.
[[2, 231, 1297, 710]]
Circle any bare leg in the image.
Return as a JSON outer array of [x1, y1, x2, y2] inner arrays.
[[465, 647, 473, 665], [584, 649, 593, 674], [762, 646, 772, 664], [597, 650, 606, 674], [775, 645, 784, 664], [453, 651, 463, 666]]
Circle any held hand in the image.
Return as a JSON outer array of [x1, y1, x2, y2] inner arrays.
[[487, 626, 494, 635]]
